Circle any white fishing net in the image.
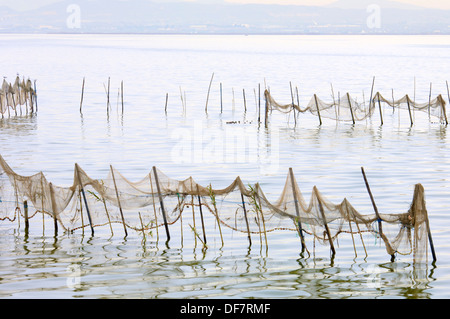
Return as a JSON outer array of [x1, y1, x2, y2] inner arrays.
[[0, 154, 434, 263]]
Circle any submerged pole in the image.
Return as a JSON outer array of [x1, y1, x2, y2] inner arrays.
[[361, 167, 396, 261], [377, 94, 384, 126], [314, 186, 335, 256], [79, 77, 85, 114], [241, 193, 252, 246], [425, 213, 437, 263], [165, 93, 168, 115], [405, 95, 414, 126], [196, 184, 207, 245], [110, 165, 128, 237], [24, 200, 29, 232], [313, 94, 322, 125], [290, 82, 297, 126], [153, 166, 170, 241], [346, 92, 355, 125], [205, 72, 214, 114], [49, 182, 58, 236], [289, 168, 306, 252], [220, 83, 223, 114], [75, 164, 94, 236]]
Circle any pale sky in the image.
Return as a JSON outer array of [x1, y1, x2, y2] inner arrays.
[[1, 0, 450, 11]]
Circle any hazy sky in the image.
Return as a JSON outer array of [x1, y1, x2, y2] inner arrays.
[[2, 0, 450, 11]]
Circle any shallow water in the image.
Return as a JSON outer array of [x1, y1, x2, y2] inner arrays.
[[1, 34, 450, 299]]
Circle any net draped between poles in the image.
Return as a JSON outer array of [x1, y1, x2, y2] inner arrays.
[[265, 89, 448, 124], [0, 154, 432, 263], [0, 77, 36, 116]]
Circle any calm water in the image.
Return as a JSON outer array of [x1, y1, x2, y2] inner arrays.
[[1, 34, 450, 299]]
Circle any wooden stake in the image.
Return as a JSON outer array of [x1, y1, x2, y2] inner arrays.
[[121, 80, 124, 115], [313, 94, 322, 125], [425, 213, 437, 263], [196, 184, 207, 245], [79, 77, 85, 114], [149, 173, 159, 241], [110, 165, 128, 237], [75, 164, 94, 236], [153, 166, 170, 241], [24, 200, 29, 232], [406, 95, 414, 126], [289, 168, 306, 252], [264, 90, 269, 127], [258, 83, 261, 124], [377, 94, 383, 126], [49, 182, 58, 236], [346, 92, 355, 124], [429, 82, 432, 121], [361, 167, 396, 261], [314, 186, 335, 256], [290, 82, 297, 126], [220, 83, 223, 114], [241, 193, 252, 246], [243, 88, 247, 113], [165, 93, 168, 115], [205, 72, 214, 114]]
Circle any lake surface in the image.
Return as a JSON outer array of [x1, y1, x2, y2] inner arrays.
[[1, 34, 450, 299]]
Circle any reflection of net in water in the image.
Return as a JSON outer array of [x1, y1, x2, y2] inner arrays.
[[265, 89, 448, 125], [0, 154, 435, 263]]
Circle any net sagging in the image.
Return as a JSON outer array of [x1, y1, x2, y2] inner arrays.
[[0, 77, 36, 116], [265, 89, 447, 124], [0, 154, 433, 263]]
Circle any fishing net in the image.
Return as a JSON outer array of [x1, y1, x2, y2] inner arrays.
[[0, 77, 36, 116], [265, 89, 447, 124], [0, 154, 433, 263]]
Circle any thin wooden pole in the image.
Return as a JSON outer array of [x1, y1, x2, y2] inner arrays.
[[49, 182, 58, 236], [290, 82, 297, 126], [241, 193, 252, 246], [425, 214, 437, 263], [255, 184, 268, 250], [242, 88, 247, 113], [24, 200, 29, 232], [139, 212, 146, 242], [289, 168, 306, 252], [314, 186, 335, 256], [153, 166, 170, 241], [196, 184, 207, 245], [346, 92, 355, 124], [313, 94, 322, 125], [165, 93, 168, 115], [428, 82, 432, 121], [406, 95, 414, 126], [361, 167, 396, 261], [205, 72, 214, 114], [220, 83, 223, 114], [107, 77, 111, 111], [33, 80, 37, 112], [264, 90, 269, 127], [121, 80, 124, 115], [377, 94, 383, 126], [79, 77, 85, 114], [258, 83, 261, 124], [75, 164, 94, 236], [149, 173, 159, 241], [110, 165, 128, 237]]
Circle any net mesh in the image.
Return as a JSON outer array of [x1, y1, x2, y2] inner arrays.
[[265, 89, 447, 124], [0, 77, 36, 116], [0, 154, 432, 263]]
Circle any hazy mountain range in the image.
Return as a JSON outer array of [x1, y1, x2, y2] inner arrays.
[[0, 0, 449, 34]]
